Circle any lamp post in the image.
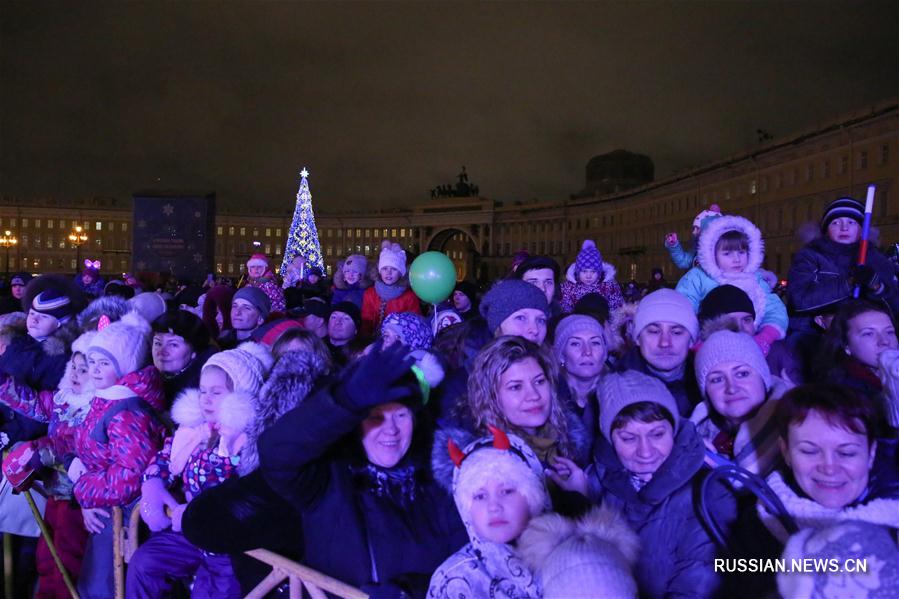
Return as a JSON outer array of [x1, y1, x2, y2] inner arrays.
[[68, 225, 88, 273], [0, 230, 17, 275]]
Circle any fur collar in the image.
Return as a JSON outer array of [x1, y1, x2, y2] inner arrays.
[[697, 215, 765, 280], [758, 470, 899, 543], [566, 261, 617, 284]]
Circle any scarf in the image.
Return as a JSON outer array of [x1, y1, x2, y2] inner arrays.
[[352, 463, 418, 508], [518, 426, 561, 466], [374, 280, 407, 302]]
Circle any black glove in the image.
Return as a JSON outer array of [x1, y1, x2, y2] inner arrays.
[[851, 264, 882, 294], [343, 340, 416, 410]]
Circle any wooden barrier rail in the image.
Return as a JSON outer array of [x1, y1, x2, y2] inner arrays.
[[244, 549, 369, 599]]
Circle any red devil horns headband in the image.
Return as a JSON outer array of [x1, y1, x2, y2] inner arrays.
[[447, 425, 515, 468]]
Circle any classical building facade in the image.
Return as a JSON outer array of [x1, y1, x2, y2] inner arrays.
[[2, 97, 897, 283]]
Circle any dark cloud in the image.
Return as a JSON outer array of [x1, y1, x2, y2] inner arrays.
[[2, 1, 898, 212]]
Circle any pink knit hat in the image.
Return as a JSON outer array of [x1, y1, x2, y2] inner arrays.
[[247, 254, 269, 269]]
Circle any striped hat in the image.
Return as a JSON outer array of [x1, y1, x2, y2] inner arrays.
[[31, 289, 74, 323], [821, 197, 864, 231]]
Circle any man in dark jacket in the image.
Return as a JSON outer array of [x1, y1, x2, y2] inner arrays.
[[616, 289, 702, 417]]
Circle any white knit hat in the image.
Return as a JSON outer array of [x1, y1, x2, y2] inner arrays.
[[378, 240, 407, 276], [202, 341, 273, 398], [450, 430, 548, 531], [632, 289, 699, 342], [86, 311, 152, 378], [128, 292, 167, 325], [694, 330, 771, 397]]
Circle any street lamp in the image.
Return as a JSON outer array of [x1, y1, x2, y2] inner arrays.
[[68, 225, 88, 273], [0, 230, 18, 275]]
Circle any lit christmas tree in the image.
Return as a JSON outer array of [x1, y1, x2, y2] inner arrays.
[[280, 168, 324, 280]]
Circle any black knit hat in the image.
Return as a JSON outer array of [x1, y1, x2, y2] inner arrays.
[[514, 256, 560, 282], [573, 292, 611, 324], [821, 197, 864, 231], [331, 301, 361, 329], [698, 284, 755, 323]]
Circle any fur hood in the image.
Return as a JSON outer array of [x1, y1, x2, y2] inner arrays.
[[239, 349, 329, 475], [697, 214, 764, 280], [758, 470, 899, 544], [566, 261, 617, 284], [77, 295, 131, 332], [331, 257, 376, 290], [41, 318, 81, 357]]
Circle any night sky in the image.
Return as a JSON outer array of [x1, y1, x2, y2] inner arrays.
[[2, 1, 898, 213]]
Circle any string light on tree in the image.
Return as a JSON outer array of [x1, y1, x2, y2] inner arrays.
[[280, 167, 324, 281]]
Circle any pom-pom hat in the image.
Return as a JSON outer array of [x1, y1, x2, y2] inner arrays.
[[86, 311, 152, 379], [378, 240, 407, 276], [575, 240, 603, 275], [202, 341, 273, 398]]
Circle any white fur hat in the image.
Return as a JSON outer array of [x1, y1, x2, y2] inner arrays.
[[378, 240, 407, 276], [86, 311, 152, 378], [202, 341, 273, 398], [450, 429, 548, 534]]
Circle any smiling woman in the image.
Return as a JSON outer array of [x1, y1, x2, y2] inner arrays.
[[754, 384, 899, 546]]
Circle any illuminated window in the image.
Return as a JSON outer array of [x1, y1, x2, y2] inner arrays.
[[265, 244, 271, 254], [217, 226, 223, 235], [374, 229, 380, 239], [10, 219, 15, 227], [22, 219, 28, 228], [58, 239, 66, 249], [346, 229, 352, 238], [276, 228, 282, 237], [122, 223, 128, 232], [35, 219, 41, 229], [275, 246, 281, 255], [253, 228, 259, 237], [240, 227, 246, 236], [400, 229, 406, 238], [59, 220, 65, 228], [750, 180, 757, 195], [108, 222, 113, 231], [355, 229, 361, 238], [266, 228, 271, 237], [96, 222, 102, 231], [228, 263, 234, 273], [326, 246, 333, 256], [216, 263, 223, 274], [229, 226, 235, 235], [46, 237, 53, 249], [95, 239, 102, 247], [33, 259, 40, 268]]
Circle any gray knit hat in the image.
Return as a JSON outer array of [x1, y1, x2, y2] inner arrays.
[[479, 279, 550, 334], [598, 371, 680, 442], [234, 286, 271, 320], [553, 315, 605, 362], [694, 330, 771, 397], [632, 289, 699, 342]]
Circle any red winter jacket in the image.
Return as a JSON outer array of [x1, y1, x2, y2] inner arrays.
[[73, 366, 166, 509], [360, 286, 421, 338]]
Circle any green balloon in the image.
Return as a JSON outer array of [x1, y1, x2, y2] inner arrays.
[[409, 251, 457, 304]]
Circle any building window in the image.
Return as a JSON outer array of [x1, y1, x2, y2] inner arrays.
[[58, 220, 65, 228], [760, 177, 768, 192], [253, 228, 259, 237], [58, 239, 66, 249], [108, 222, 114, 231], [326, 246, 333, 256], [266, 228, 271, 237], [858, 151, 868, 169], [240, 227, 246, 236], [96, 222, 102, 231], [805, 164, 814, 182], [346, 229, 352, 238], [95, 239, 102, 247], [22, 219, 28, 228], [9, 219, 15, 227], [750, 180, 757, 195], [217, 226, 223, 235], [228, 263, 234, 273], [355, 229, 362, 238], [46, 237, 53, 249], [265, 244, 271, 254], [276, 228, 282, 237], [229, 226, 235, 235], [275, 246, 281, 255], [839, 155, 848, 174], [35, 219, 41, 229], [122, 223, 127, 232], [880, 144, 890, 165], [216, 263, 222, 274], [400, 229, 406, 238]]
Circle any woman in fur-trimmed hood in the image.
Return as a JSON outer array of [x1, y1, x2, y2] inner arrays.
[[128, 341, 274, 598], [331, 254, 374, 308], [675, 214, 788, 353]]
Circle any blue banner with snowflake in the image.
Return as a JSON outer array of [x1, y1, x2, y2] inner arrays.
[[132, 193, 216, 281]]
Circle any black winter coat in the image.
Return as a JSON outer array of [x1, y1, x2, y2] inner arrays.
[[616, 348, 703, 418], [257, 383, 467, 598], [589, 422, 735, 599], [787, 237, 899, 320]]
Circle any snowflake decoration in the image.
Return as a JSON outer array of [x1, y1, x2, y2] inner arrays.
[[162, 204, 175, 216]]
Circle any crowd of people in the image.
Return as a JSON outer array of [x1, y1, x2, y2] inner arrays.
[[0, 196, 897, 599]]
